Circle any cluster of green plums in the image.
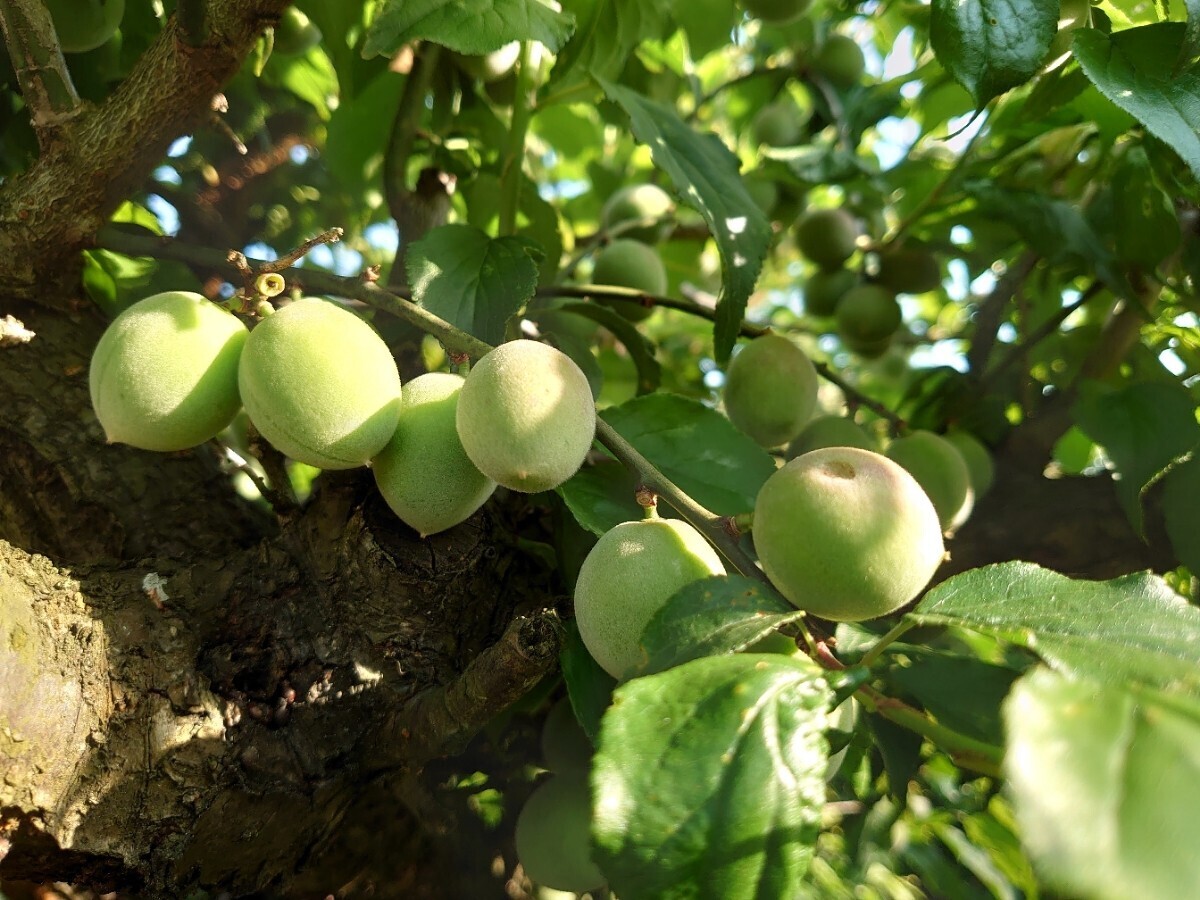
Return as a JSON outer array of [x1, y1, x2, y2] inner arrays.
[[88, 291, 597, 536]]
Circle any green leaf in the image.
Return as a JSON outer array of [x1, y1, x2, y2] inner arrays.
[[364, 0, 576, 58], [867, 714, 923, 800], [638, 575, 805, 676], [880, 646, 1020, 745], [561, 621, 617, 743], [1161, 455, 1200, 575], [966, 181, 1121, 289], [550, 0, 671, 93], [1073, 380, 1200, 533], [597, 79, 771, 363], [909, 561, 1200, 694], [1111, 145, 1181, 266], [1004, 667, 1200, 900], [600, 392, 777, 516], [406, 224, 541, 344], [594, 654, 831, 899], [265, 49, 339, 120], [1183, 0, 1200, 71], [929, 0, 1057, 106], [556, 459, 640, 536], [325, 71, 406, 194], [557, 301, 661, 394], [668, 0, 740, 59], [1074, 24, 1200, 180]]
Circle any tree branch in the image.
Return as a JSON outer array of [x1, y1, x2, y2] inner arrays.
[[0, 0, 81, 145]]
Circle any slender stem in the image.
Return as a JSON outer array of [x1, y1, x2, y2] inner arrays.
[[982, 279, 1102, 387], [856, 685, 1003, 778], [498, 42, 536, 237], [259, 227, 343, 273], [966, 250, 1039, 376], [885, 120, 986, 248], [539, 285, 768, 337], [858, 620, 916, 670], [686, 64, 791, 122], [0, 0, 81, 145], [594, 419, 765, 583], [814, 362, 906, 430], [384, 43, 440, 221]]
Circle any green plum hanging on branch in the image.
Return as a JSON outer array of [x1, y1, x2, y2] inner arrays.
[[89, 290, 247, 452]]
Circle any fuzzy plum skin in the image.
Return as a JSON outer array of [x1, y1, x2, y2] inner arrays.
[[515, 775, 605, 893], [723, 333, 819, 448], [754, 448, 944, 621], [786, 414, 875, 459], [89, 291, 247, 452], [372, 373, 496, 537], [238, 298, 402, 470], [574, 518, 726, 678], [455, 340, 596, 493], [886, 430, 974, 532]]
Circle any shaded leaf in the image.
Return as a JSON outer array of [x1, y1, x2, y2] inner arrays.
[[556, 459, 640, 536], [638, 575, 805, 676], [909, 561, 1200, 694], [1074, 24, 1200, 180], [1073, 380, 1200, 533], [1005, 667, 1200, 900], [561, 621, 617, 743], [557, 301, 661, 394], [550, 0, 671, 93], [930, 0, 1057, 105], [1161, 454, 1200, 575], [594, 654, 830, 899], [364, 0, 575, 58], [598, 79, 771, 363], [406, 224, 541, 344]]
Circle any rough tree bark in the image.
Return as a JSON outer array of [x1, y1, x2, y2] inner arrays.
[[0, 3, 1179, 897]]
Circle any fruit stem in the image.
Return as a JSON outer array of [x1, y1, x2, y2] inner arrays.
[[857, 619, 916, 669], [856, 684, 1003, 778], [594, 419, 766, 585], [498, 41, 536, 238]]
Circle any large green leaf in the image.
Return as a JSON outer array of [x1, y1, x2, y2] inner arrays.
[[406, 224, 541, 344], [364, 0, 576, 58], [638, 575, 805, 676], [909, 562, 1200, 693], [325, 71, 406, 194], [1073, 380, 1200, 533], [593, 653, 831, 899], [1110, 145, 1181, 266], [556, 459, 640, 536], [1073, 24, 1200, 180], [929, 0, 1057, 106], [1005, 667, 1200, 900], [561, 621, 617, 744], [668, 0, 740, 60], [550, 0, 671, 93], [598, 80, 771, 363]]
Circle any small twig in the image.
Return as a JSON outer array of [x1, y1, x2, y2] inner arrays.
[[858, 620, 916, 670], [498, 41, 537, 237], [885, 120, 987, 248], [814, 362, 906, 430], [537, 284, 768, 337], [966, 251, 1039, 376], [260, 227, 344, 273], [685, 64, 792, 122], [245, 424, 299, 515]]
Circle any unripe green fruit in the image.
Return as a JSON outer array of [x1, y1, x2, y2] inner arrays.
[[876, 244, 942, 295], [795, 208, 859, 269], [815, 34, 866, 89], [754, 448, 945, 621], [836, 284, 901, 347], [540, 698, 593, 776], [723, 334, 819, 448], [600, 183, 674, 244], [738, 0, 813, 24], [89, 291, 247, 452], [372, 373, 496, 537], [456, 340, 596, 493], [238, 298, 403, 470], [841, 333, 893, 359], [590, 239, 668, 322], [515, 775, 605, 893], [751, 103, 804, 148], [272, 6, 322, 55], [886, 430, 974, 532], [744, 175, 780, 216], [575, 518, 726, 678], [804, 267, 858, 317], [45, 0, 124, 53], [786, 415, 875, 459], [943, 429, 995, 498]]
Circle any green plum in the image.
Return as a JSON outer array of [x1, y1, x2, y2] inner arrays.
[[796, 208, 859, 269], [786, 414, 875, 459], [600, 183, 674, 243], [456, 340, 596, 493], [372, 373, 496, 537], [238, 298, 403, 470], [590, 239, 668, 321], [723, 333, 819, 448], [886, 430, 974, 532], [753, 447, 945, 621], [515, 775, 606, 893], [89, 291, 247, 452], [574, 517, 726, 678]]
